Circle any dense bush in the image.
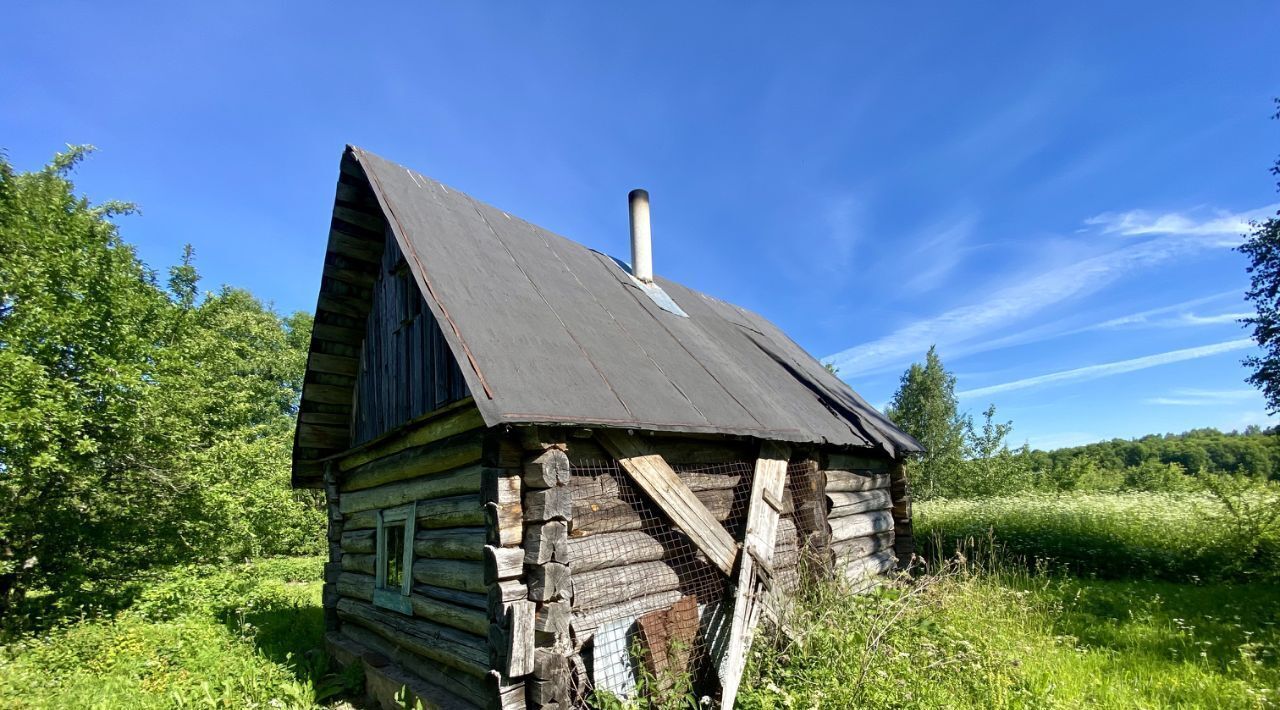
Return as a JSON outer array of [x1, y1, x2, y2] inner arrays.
[[0, 148, 323, 624]]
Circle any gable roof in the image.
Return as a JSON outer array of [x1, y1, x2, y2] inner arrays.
[[292, 146, 921, 485]]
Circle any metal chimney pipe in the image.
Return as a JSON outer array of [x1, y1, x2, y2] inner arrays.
[[628, 189, 653, 283]]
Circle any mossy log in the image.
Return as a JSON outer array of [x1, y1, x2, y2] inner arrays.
[[340, 432, 483, 492], [344, 494, 485, 532], [336, 597, 489, 678], [339, 465, 484, 514], [341, 553, 375, 576], [413, 558, 485, 594], [414, 527, 486, 560], [341, 529, 374, 555]]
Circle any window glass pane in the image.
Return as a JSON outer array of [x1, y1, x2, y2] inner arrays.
[[384, 523, 405, 590]]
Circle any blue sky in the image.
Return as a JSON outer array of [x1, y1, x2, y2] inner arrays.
[[4, 3, 1278, 450]]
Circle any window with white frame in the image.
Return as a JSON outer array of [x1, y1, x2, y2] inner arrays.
[[374, 502, 415, 614]]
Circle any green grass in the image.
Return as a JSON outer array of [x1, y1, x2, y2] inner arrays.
[[0, 557, 357, 709], [916, 491, 1279, 581], [741, 569, 1280, 709]]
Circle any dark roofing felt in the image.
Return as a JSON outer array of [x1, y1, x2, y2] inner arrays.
[[339, 146, 922, 456]]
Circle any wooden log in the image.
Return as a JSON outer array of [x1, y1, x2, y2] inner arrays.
[[507, 600, 536, 677], [523, 449, 570, 489], [345, 510, 378, 531], [570, 590, 684, 645], [337, 571, 374, 602], [346, 494, 484, 531], [414, 583, 487, 611], [488, 579, 528, 622], [825, 471, 890, 493], [830, 531, 894, 563], [525, 521, 568, 565], [339, 465, 484, 514], [410, 593, 489, 637], [829, 510, 894, 544], [527, 562, 571, 603], [826, 490, 893, 517], [533, 647, 569, 681], [599, 431, 740, 576], [484, 545, 524, 585], [632, 438, 752, 465], [842, 550, 897, 584], [341, 553, 375, 576], [413, 558, 485, 594], [341, 529, 375, 555], [336, 597, 489, 678], [535, 601, 570, 650], [339, 400, 484, 472], [826, 452, 889, 472], [568, 486, 738, 538], [528, 674, 568, 705], [524, 487, 572, 522], [572, 560, 680, 611], [340, 433, 483, 492], [566, 529, 666, 573], [414, 527, 485, 560], [488, 671, 527, 710], [484, 469, 523, 547], [338, 623, 489, 708]]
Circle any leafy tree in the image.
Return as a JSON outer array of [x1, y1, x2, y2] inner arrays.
[[1240, 97, 1280, 414], [0, 148, 321, 621], [960, 404, 1031, 497], [885, 345, 967, 498]]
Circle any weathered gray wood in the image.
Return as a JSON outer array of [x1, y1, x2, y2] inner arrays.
[[534, 600, 570, 648], [338, 623, 489, 708], [340, 400, 484, 471], [566, 529, 666, 572], [523, 487, 572, 522], [829, 510, 894, 543], [570, 590, 684, 645], [721, 441, 790, 710], [414, 527, 485, 560], [339, 464, 484, 514], [412, 558, 485, 594], [533, 648, 569, 680], [525, 521, 568, 565], [347, 495, 484, 531], [414, 583, 487, 611], [826, 452, 890, 472], [831, 531, 894, 563], [528, 674, 568, 705], [341, 434, 483, 492], [523, 449, 570, 489], [825, 470, 890, 493], [488, 670, 528, 710], [340, 529, 375, 555], [842, 550, 897, 584], [405, 592, 489, 637], [337, 571, 374, 601], [597, 432, 740, 575], [484, 545, 524, 585], [341, 553, 375, 576], [571, 560, 680, 611], [488, 579, 528, 622], [527, 562, 571, 603], [826, 489, 893, 516], [507, 600, 536, 677], [336, 597, 489, 678]]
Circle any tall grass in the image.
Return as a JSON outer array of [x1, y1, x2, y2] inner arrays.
[[917, 490, 1280, 581], [740, 556, 1280, 709]]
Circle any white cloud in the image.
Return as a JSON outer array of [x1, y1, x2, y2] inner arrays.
[[900, 213, 980, 295], [1085, 203, 1279, 242], [825, 233, 1229, 376], [1145, 388, 1259, 406], [956, 339, 1255, 400]]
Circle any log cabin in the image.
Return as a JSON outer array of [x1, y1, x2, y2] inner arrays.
[[292, 146, 924, 709]]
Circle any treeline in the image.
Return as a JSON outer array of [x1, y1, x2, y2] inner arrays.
[[882, 347, 1277, 500], [1027, 427, 1280, 480], [0, 148, 323, 622]]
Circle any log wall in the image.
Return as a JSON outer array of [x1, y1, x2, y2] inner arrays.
[[329, 401, 497, 709]]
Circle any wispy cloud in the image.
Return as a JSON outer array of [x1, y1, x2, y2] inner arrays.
[[956, 339, 1254, 400], [900, 213, 979, 295], [825, 234, 1231, 376], [1085, 203, 1279, 242], [1145, 388, 1258, 406]]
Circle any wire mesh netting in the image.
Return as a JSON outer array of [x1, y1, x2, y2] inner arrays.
[[568, 457, 814, 706]]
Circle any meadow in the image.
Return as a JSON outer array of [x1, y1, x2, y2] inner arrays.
[[2, 491, 1278, 708]]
